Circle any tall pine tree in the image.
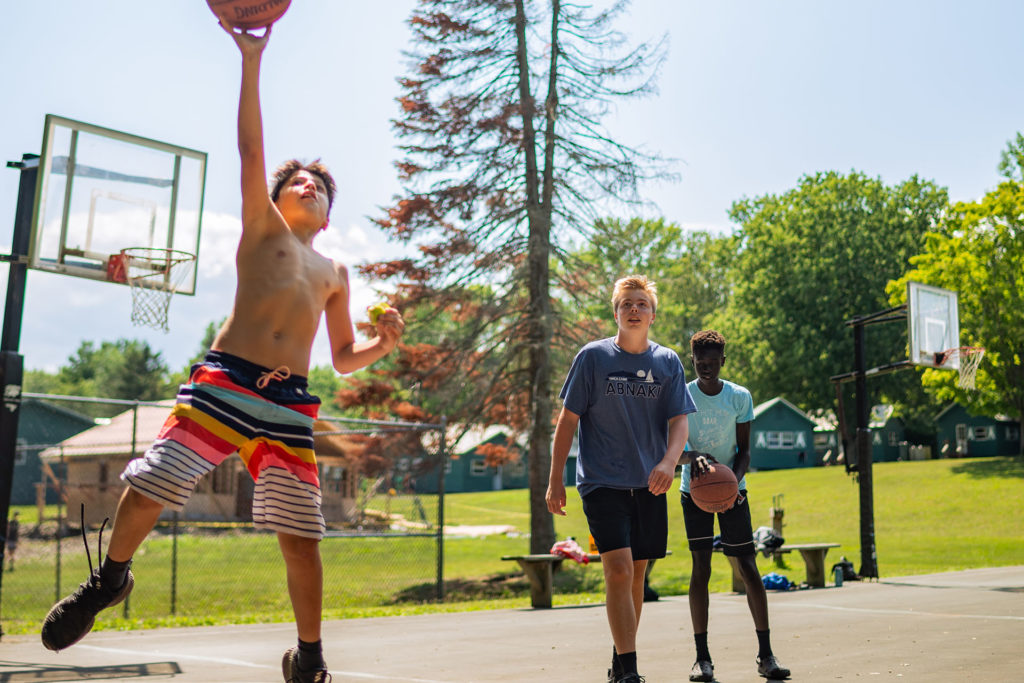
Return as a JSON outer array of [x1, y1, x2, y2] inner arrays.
[[362, 0, 670, 551]]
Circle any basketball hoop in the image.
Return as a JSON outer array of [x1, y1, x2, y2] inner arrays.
[[109, 247, 196, 332], [934, 346, 985, 391]]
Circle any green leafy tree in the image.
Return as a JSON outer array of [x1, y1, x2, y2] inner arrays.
[[61, 339, 171, 401], [24, 339, 172, 418], [888, 136, 1024, 452], [567, 218, 737, 355], [166, 320, 224, 386], [364, 0, 670, 552], [710, 171, 948, 422]]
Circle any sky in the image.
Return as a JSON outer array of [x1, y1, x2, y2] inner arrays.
[[1, 0, 1023, 374]]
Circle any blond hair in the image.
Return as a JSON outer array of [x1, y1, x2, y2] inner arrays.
[[611, 275, 658, 314]]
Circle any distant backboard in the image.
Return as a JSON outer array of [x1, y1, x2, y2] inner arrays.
[[907, 281, 960, 368], [28, 114, 206, 295]]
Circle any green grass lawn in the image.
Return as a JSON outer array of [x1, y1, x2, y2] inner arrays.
[[442, 455, 1024, 596], [2, 456, 1021, 635]]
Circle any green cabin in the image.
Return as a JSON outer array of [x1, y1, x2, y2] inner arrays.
[[415, 427, 528, 493], [934, 404, 1021, 458], [750, 397, 816, 470], [12, 399, 96, 504], [869, 404, 907, 462]]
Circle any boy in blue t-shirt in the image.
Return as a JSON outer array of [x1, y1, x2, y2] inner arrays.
[[547, 275, 696, 683], [680, 330, 790, 681]]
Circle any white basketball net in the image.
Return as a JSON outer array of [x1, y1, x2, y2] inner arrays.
[[939, 347, 986, 391], [120, 248, 195, 332]]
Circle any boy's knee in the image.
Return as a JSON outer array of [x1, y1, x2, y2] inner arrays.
[[124, 487, 165, 512], [278, 533, 321, 561], [601, 551, 635, 586]]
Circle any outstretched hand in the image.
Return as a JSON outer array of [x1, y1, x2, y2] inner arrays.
[[219, 18, 272, 55]]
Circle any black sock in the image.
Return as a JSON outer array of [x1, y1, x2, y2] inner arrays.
[[99, 555, 131, 588], [297, 639, 325, 672], [756, 629, 773, 659], [611, 645, 622, 675], [694, 632, 711, 662], [617, 650, 637, 675]]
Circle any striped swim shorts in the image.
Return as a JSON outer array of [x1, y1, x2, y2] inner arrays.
[[121, 351, 325, 539]]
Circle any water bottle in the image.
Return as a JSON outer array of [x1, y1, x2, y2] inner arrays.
[[833, 565, 844, 587]]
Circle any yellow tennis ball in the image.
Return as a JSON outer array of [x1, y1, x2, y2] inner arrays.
[[368, 302, 390, 324]]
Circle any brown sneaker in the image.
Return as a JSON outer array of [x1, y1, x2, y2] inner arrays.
[[282, 646, 332, 683]]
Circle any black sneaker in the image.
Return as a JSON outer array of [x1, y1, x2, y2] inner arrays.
[[282, 646, 332, 683], [41, 569, 134, 651], [614, 674, 645, 683], [757, 654, 791, 680], [689, 659, 714, 682], [41, 509, 134, 651]]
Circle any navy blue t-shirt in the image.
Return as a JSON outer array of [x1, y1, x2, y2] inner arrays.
[[560, 338, 696, 496]]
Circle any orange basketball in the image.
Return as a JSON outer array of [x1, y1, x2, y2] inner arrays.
[[690, 463, 739, 513], [207, 0, 292, 30]]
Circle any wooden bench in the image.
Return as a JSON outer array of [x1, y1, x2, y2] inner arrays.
[[717, 543, 840, 592], [501, 552, 667, 609]]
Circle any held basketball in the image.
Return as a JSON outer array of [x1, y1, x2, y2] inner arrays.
[[207, 0, 292, 30], [690, 463, 739, 513]]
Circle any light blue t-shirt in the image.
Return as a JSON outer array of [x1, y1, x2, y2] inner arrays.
[[680, 379, 754, 493], [561, 338, 696, 496]]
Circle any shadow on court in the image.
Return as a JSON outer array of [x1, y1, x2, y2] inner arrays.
[[1, 566, 1021, 682], [0, 660, 182, 681]]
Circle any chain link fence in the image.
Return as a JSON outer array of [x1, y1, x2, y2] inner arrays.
[[1, 394, 449, 634]]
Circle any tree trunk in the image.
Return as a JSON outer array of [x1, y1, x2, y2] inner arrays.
[[514, 0, 556, 554]]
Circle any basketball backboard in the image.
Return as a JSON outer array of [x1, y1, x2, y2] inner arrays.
[[28, 114, 206, 295], [907, 281, 959, 369]]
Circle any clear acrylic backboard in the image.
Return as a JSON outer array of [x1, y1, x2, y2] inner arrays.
[[27, 114, 206, 295], [907, 281, 960, 368]]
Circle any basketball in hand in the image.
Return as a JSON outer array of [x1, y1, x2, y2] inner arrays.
[[208, 0, 292, 30], [690, 463, 739, 513]]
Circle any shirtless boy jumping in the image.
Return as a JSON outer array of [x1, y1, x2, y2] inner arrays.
[[41, 23, 403, 683]]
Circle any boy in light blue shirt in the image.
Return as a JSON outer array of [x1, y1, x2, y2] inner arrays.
[[680, 330, 790, 682]]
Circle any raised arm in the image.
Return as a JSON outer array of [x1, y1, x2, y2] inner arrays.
[[221, 21, 275, 234]]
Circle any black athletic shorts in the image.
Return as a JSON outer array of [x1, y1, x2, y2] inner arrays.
[[581, 486, 667, 560], [681, 489, 755, 556]]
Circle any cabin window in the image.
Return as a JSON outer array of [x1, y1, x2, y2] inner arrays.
[[765, 431, 796, 449], [971, 426, 995, 441]]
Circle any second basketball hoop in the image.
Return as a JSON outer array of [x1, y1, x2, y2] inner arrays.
[[934, 346, 986, 391]]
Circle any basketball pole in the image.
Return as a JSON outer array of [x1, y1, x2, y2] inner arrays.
[[0, 154, 38, 626], [831, 304, 909, 581], [852, 320, 878, 579]]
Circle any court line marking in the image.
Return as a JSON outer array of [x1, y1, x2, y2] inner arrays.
[[78, 645, 273, 670], [77, 645, 447, 681], [776, 602, 1024, 621]]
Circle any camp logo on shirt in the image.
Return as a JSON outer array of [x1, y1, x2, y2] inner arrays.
[[604, 368, 662, 398]]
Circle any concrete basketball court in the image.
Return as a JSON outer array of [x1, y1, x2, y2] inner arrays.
[[1, 565, 1021, 682]]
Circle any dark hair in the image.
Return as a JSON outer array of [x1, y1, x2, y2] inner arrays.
[[690, 329, 726, 354], [269, 159, 337, 211]]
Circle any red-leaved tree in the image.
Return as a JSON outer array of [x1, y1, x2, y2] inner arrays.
[[355, 0, 672, 553]]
